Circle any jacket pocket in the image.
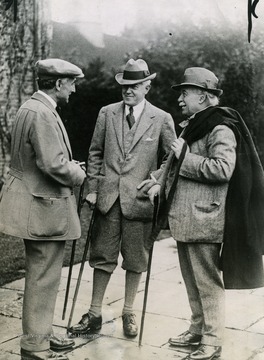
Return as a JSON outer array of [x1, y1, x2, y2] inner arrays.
[[192, 201, 221, 218], [28, 195, 69, 237], [187, 201, 224, 241]]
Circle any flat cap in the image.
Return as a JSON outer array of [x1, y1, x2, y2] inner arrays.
[[35, 58, 84, 79]]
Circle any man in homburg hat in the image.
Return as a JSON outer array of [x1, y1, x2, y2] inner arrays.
[[68, 58, 176, 338], [147, 67, 264, 359], [0, 58, 86, 360]]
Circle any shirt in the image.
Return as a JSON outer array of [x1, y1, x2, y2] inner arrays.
[[125, 99, 146, 123]]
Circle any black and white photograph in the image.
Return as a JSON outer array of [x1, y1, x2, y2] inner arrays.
[[0, 1, 264, 359]]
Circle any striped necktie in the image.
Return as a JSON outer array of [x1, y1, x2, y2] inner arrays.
[[126, 106, 135, 129]]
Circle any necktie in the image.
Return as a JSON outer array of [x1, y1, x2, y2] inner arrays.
[[126, 106, 135, 129]]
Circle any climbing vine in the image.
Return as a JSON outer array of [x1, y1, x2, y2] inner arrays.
[[0, 0, 52, 181], [4, 0, 18, 22]]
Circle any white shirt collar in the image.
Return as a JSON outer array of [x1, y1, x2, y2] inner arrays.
[[37, 90, 57, 109], [125, 99, 146, 122]]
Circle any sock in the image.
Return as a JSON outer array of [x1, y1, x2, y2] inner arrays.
[[122, 270, 142, 315], [89, 269, 111, 317]]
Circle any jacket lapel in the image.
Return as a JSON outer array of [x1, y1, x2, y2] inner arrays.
[[32, 92, 72, 160], [55, 112, 73, 160], [112, 102, 125, 156], [129, 101, 154, 152]]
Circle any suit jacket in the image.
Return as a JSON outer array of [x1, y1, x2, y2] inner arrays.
[[167, 124, 237, 242], [0, 92, 86, 240], [87, 100, 176, 221]]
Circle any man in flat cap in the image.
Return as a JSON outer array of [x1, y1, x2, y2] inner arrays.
[[148, 67, 264, 359], [0, 58, 86, 360], [68, 58, 176, 338]]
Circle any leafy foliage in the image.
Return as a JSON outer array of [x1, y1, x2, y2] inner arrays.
[[61, 58, 121, 161], [63, 22, 264, 164]]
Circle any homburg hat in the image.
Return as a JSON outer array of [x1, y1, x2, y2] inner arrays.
[[172, 67, 223, 96], [115, 59, 156, 85]]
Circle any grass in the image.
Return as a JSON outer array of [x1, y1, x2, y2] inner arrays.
[[0, 236, 26, 286], [0, 204, 92, 287], [0, 199, 171, 287]]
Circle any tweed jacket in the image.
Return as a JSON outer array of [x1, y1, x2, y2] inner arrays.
[[0, 92, 85, 240], [87, 100, 176, 221], [168, 124, 237, 242]]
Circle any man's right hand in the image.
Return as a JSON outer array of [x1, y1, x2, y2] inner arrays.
[[148, 184, 161, 206], [85, 192, 97, 209]]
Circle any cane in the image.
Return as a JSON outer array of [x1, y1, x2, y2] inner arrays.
[[62, 182, 85, 320], [138, 194, 159, 347], [67, 207, 96, 329]]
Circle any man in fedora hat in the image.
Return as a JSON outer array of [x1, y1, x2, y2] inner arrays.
[[147, 67, 264, 359], [0, 58, 86, 360], [68, 58, 176, 338]]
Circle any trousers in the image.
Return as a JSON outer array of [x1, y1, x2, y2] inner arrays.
[[177, 241, 225, 346], [20, 239, 65, 351]]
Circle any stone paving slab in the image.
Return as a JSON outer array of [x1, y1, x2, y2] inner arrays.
[[66, 336, 184, 360], [0, 350, 20, 360], [1, 237, 264, 359], [0, 316, 21, 344], [2, 279, 25, 292], [225, 291, 264, 330], [248, 317, 264, 334], [221, 328, 264, 360]]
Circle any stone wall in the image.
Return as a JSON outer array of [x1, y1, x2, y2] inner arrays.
[[0, 0, 52, 181]]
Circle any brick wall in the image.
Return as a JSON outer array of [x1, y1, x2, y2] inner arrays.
[[0, 0, 52, 181]]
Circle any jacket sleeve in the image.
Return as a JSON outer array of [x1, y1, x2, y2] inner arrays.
[[29, 109, 86, 187], [179, 125, 237, 183], [87, 107, 106, 192], [151, 112, 176, 181]]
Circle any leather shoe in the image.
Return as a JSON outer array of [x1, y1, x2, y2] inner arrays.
[[21, 348, 69, 360], [122, 313, 138, 337], [68, 312, 102, 335], [169, 330, 202, 347], [50, 336, 75, 351], [187, 345, 222, 360]]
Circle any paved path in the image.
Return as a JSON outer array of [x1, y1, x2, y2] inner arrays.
[[0, 237, 264, 359]]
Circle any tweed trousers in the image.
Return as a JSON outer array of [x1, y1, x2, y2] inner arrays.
[[20, 240, 65, 352], [177, 241, 225, 346]]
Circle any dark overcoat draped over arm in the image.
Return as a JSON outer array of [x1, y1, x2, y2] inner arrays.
[[151, 106, 264, 289]]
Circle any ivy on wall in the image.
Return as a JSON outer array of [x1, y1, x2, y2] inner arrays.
[[4, 0, 18, 22], [0, 0, 52, 181]]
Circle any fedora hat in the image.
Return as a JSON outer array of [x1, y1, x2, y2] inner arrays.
[[172, 67, 223, 96], [36, 58, 84, 79], [115, 59, 156, 85]]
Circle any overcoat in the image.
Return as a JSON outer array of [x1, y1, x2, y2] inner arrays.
[[87, 100, 176, 221], [0, 92, 85, 240]]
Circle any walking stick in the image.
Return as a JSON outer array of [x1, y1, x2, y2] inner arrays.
[[138, 195, 159, 347], [62, 182, 85, 320], [67, 208, 96, 329], [138, 144, 188, 346]]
